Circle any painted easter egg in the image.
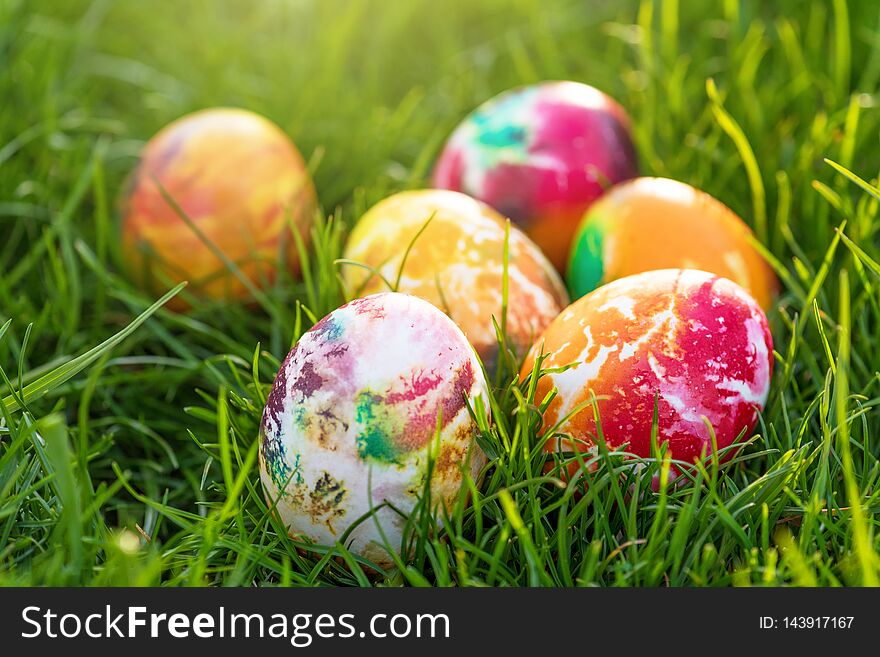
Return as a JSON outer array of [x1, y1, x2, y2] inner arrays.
[[259, 292, 488, 569], [521, 269, 773, 470], [432, 81, 638, 270], [567, 177, 779, 309], [121, 107, 315, 308], [343, 190, 568, 374]]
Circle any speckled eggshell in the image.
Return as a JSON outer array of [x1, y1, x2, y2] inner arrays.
[[521, 269, 773, 468], [121, 108, 315, 309], [568, 177, 779, 309], [343, 190, 568, 374], [433, 81, 638, 270], [259, 292, 488, 569]]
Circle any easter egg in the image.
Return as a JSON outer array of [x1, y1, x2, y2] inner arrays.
[[432, 81, 638, 270], [259, 292, 488, 568], [121, 107, 315, 308], [521, 269, 773, 470], [567, 177, 779, 309], [343, 190, 568, 374]]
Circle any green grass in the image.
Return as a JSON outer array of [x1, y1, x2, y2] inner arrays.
[[2, 0, 880, 586]]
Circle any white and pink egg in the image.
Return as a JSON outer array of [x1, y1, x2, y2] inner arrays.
[[259, 292, 488, 568]]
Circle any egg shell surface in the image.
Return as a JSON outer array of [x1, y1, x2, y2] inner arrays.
[[521, 269, 773, 466], [259, 292, 488, 569], [343, 190, 568, 373], [432, 81, 638, 270], [568, 177, 779, 309], [121, 107, 315, 308]]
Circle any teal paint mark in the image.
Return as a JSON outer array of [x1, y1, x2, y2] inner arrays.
[[261, 421, 300, 491], [269, 457, 291, 490], [293, 404, 308, 430], [476, 124, 526, 148], [311, 313, 344, 343], [467, 88, 535, 169], [268, 446, 302, 491], [568, 218, 606, 300], [355, 391, 403, 465], [292, 453, 303, 485]]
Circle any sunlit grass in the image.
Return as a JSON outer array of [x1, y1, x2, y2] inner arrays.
[[1, 0, 880, 586]]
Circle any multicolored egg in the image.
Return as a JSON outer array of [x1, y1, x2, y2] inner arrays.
[[343, 190, 568, 374], [521, 269, 773, 470], [567, 177, 779, 309], [121, 107, 315, 308], [432, 81, 638, 270], [259, 292, 488, 569]]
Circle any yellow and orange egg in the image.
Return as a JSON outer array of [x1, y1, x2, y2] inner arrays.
[[121, 107, 316, 308], [343, 190, 569, 373]]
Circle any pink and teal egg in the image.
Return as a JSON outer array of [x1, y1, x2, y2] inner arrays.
[[433, 80, 638, 271], [259, 292, 488, 569]]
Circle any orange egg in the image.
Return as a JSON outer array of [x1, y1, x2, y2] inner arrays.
[[121, 108, 315, 308], [343, 190, 568, 373], [567, 177, 778, 309]]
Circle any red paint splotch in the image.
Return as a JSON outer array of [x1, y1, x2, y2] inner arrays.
[[385, 361, 476, 453], [345, 296, 387, 321], [385, 370, 443, 404]]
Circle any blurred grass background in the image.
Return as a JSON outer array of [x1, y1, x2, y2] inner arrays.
[[2, 0, 880, 585]]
